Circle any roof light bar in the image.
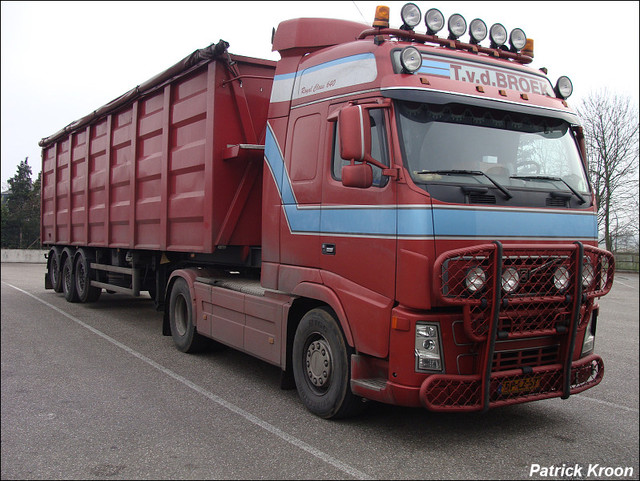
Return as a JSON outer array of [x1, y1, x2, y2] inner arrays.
[[448, 13, 467, 39], [469, 18, 487, 44], [425, 8, 445, 35], [400, 3, 422, 30]]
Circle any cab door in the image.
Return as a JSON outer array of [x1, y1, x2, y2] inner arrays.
[[320, 103, 396, 357]]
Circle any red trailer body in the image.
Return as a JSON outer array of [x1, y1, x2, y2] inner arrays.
[[40, 6, 615, 419], [41, 49, 274, 256]]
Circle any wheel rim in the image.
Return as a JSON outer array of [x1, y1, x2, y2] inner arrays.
[[51, 257, 59, 285], [304, 335, 333, 393], [173, 294, 188, 337], [64, 262, 73, 292], [77, 262, 87, 294]]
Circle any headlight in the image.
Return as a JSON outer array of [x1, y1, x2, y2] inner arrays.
[[490, 23, 508, 48], [509, 28, 527, 51], [448, 13, 467, 39], [465, 266, 486, 293], [415, 322, 443, 372], [400, 46, 422, 73], [502, 267, 520, 294], [553, 266, 571, 291], [582, 258, 595, 288], [581, 313, 597, 356], [469, 18, 487, 44], [425, 8, 445, 35], [400, 3, 422, 29], [555, 76, 573, 99]]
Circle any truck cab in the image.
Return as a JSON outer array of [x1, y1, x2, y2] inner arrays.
[[260, 7, 613, 413]]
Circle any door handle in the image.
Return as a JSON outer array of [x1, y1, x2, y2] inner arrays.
[[322, 243, 336, 255]]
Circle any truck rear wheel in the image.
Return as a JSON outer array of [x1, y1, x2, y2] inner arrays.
[[169, 278, 208, 353], [292, 307, 364, 419], [62, 255, 79, 303], [48, 249, 63, 293], [75, 251, 101, 303]]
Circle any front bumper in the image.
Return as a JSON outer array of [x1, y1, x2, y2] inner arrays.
[[419, 353, 603, 412]]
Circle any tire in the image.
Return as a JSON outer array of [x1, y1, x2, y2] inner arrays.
[[48, 249, 63, 293], [168, 278, 208, 353], [62, 255, 79, 303], [292, 307, 364, 419], [75, 251, 101, 303]]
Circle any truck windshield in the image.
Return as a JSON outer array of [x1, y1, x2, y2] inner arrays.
[[395, 101, 590, 195]]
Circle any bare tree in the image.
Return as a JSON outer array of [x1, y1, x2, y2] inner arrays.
[[577, 90, 639, 252]]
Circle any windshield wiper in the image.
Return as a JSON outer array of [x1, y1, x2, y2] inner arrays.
[[414, 170, 512, 199], [509, 175, 586, 204]]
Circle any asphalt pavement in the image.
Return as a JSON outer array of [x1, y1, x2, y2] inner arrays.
[[1, 263, 638, 480]]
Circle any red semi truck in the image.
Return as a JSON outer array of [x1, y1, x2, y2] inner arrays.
[[40, 4, 615, 418]]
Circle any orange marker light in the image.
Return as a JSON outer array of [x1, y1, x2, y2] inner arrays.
[[522, 38, 534, 58], [373, 5, 390, 28]]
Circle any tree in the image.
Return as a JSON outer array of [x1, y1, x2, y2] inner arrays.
[[577, 90, 639, 252], [1, 158, 41, 248]]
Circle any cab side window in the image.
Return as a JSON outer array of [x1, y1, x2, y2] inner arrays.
[[332, 108, 389, 187]]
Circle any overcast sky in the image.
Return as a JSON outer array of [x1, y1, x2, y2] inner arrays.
[[2, 1, 638, 190]]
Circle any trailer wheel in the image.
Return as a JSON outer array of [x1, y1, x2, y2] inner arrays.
[[75, 251, 101, 303], [62, 255, 79, 303], [292, 307, 364, 419], [169, 278, 207, 353], [48, 249, 63, 293]]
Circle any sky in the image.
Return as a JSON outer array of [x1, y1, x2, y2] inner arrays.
[[1, 1, 639, 190]]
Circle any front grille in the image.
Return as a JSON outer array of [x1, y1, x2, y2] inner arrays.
[[492, 344, 560, 371]]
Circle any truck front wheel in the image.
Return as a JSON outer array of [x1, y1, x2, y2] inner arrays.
[[168, 278, 207, 353], [292, 307, 364, 419]]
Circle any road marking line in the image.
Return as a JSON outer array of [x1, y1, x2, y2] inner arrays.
[[576, 394, 639, 413], [4, 283, 372, 481], [614, 279, 637, 290]]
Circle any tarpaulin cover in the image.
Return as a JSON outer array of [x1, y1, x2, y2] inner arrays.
[[39, 40, 231, 147]]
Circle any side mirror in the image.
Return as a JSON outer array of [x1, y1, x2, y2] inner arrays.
[[342, 163, 373, 188], [339, 104, 371, 162]]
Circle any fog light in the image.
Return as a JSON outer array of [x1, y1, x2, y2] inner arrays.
[[582, 258, 595, 288], [502, 267, 520, 294], [553, 266, 570, 291], [465, 266, 486, 293]]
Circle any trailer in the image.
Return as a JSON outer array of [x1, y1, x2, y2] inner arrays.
[[41, 4, 614, 418]]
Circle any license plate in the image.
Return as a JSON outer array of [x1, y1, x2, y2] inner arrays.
[[499, 375, 541, 395]]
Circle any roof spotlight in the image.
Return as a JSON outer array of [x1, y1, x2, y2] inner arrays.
[[490, 23, 508, 48], [400, 46, 422, 73], [509, 28, 527, 52], [555, 76, 573, 99], [400, 3, 422, 30], [425, 8, 445, 35], [469, 18, 487, 44], [448, 14, 467, 40]]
